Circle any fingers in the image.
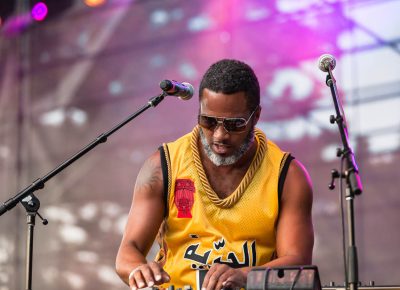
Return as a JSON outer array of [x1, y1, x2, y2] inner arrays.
[[149, 261, 171, 284], [161, 271, 171, 283], [202, 264, 231, 290], [129, 262, 170, 290], [129, 267, 146, 290], [222, 279, 236, 290], [202, 264, 247, 290]]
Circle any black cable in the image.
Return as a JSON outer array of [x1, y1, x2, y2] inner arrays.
[[289, 268, 303, 290]]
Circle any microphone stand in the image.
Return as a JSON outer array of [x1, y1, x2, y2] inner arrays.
[[325, 66, 363, 290], [20, 194, 48, 290], [0, 92, 167, 290]]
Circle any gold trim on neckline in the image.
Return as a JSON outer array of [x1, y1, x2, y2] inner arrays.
[[190, 126, 267, 208]]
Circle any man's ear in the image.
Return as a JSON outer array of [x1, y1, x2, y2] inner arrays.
[[253, 106, 262, 125]]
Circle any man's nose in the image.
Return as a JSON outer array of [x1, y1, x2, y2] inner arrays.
[[213, 122, 228, 138]]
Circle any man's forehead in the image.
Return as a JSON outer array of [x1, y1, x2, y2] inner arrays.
[[201, 89, 247, 103]]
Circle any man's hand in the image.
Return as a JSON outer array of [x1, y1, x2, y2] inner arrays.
[[201, 264, 248, 290], [128, 261, 170, 290]]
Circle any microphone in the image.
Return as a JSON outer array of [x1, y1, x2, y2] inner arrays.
[[318, 54, 336, 72], [159, 80, 194, 100]]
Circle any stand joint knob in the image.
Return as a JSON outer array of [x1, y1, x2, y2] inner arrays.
[[329, 169, 341, 190], [37, 211, 48, 225]]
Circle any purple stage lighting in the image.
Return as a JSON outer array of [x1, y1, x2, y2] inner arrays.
[[31, 2, 48, 21]]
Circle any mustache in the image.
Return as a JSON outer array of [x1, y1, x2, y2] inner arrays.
[[212, 140, 231, 146]]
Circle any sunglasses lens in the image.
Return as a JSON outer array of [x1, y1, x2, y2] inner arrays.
[[198, 114, 251, 132], [198, 115, 218, 130], [199, 108, 257, 133], [223, 118, 246, 132]]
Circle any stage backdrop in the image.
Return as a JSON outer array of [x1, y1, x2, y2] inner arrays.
[[0, 0, 399, 289]]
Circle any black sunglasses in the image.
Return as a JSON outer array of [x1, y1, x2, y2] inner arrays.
[[198, 108, 258, 133]]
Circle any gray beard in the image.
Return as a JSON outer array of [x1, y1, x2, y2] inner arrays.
[[199, 127, 255, 167]]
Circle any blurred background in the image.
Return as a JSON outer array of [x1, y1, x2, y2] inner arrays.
[[0, 0, 400, 289]]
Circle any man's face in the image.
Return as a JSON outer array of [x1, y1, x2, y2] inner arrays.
[[198, 88, 260, 166]]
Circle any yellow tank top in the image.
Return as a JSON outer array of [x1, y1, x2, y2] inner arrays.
[[156, 126, 289, 289]]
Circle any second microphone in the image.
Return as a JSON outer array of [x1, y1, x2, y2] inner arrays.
[[160, 80, 194, 100]]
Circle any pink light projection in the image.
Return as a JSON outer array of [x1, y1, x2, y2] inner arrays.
[[31, 2, 48, 22]]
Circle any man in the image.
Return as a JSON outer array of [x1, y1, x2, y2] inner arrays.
[[116, 59, 314, 290]]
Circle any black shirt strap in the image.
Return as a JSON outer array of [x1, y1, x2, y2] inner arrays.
[[158, 145, 170, 218], [278, 153, 295, 204]]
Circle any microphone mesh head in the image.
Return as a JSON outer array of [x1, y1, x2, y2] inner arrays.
[[318, 54, 336, 72], [180, 82, 194, 101]]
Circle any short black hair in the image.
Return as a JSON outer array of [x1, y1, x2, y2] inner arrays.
[[199, 59, 260, 111]]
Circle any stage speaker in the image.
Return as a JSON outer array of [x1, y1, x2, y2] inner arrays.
[[247, 265, 322, 290]]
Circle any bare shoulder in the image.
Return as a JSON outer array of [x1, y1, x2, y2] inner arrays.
[[134, 150, 164, 200], [125, 149, 165, 236], [281, 159, 313, 207]]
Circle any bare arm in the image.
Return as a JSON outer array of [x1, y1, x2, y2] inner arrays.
[[203, 159, 314, 290], [115, 151, 170, 289]]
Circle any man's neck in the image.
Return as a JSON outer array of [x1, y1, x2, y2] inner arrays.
[[197, 138, 258, 199]]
